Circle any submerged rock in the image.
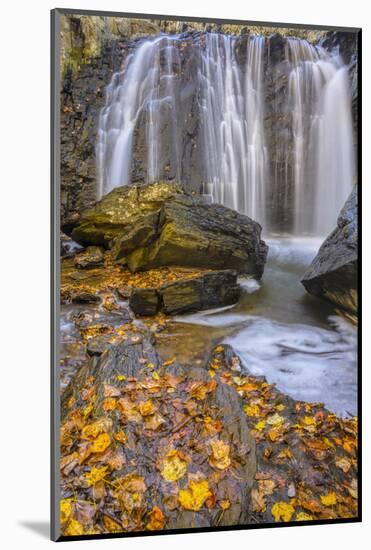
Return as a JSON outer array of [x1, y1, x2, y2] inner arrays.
[[72, 182, 268, 277], [301, 186, 358, 314], [129, 269, 241, 316]]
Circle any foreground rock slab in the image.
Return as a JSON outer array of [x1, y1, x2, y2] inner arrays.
[[301, 186, 358, 315], [71, 182, 268, 277], [60, 330, 256, 534]]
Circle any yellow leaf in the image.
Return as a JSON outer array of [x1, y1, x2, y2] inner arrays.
[[179, 479, 211, 511], [138, 399, 156, 417], [243, 404, 260, 417], [320, 492, 337, 506], [146, 506, 166, 530], [268, 428, 280, 442], [295, 511, 313, 521], [303, 416, 316, 426], [152, 371, 160, 381], [220, 499, 231, 510], [64, 519, 84, 536], [102, 397, 116, 411], [209, 439, 231, 470], [116, 375, 126, 381], [82, 403, 93, 419], [85, 466, 108, 487], [81, 418, 111, 440], [60, 499, 73, 525], [114, 431, 127, 445], [277, 448, 293, 460], [161, 451, 187, 482], [275, 404, 286, 411], [266, 413, 284, 426], [271, 501, 295, 522], [255, 420, 266, 432], [208, 370, 216, 378], [163, 358, 175, 366], [215, 346, 224, 353], [103, 514, 122, 532], [91, 433, 111, 453]]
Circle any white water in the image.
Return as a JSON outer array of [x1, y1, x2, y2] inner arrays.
[[199, 34, 268, 225], [96, 33, 355, 237], [174, 238, 357, 417], [286, 39, 355, 235], [96, 36, 183, 198]]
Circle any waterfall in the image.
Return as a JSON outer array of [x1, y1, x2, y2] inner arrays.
[[96, 35, 183, 198], [199, 34, 267, 226], [96, 33, 355, 237], [286, 38, 355, 236]]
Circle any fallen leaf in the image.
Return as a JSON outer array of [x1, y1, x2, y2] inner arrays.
[[267, 413, 285, 426], [60, 499, 73, 525], [244, 404, 260, 417], [64, 519, 84, 536], [91, 433, 111, 453], [251, 488, 266, 513], [295, 512, 313, 521], [220, 499, 231, 510], [103, 514, 122, 532], [85, 466, 108, 487], [209, 439, 231, 470], [138, 399, 156, 417], [320, 492, 337, 507], [179, 479, 211, 511], [146, 506, 166, 530], [255, 420, 266, 432], [114, 431, 127, 445], [161, 451, 187, 482], [271, 501, 295, 522], [335, 456, 352, 473]]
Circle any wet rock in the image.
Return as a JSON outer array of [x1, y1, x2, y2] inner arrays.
[[128, 270, 241, 317], [71, 182, 183, 246], [61, 330, 256, 529], [71, 291, 101, 304], [161, 270, 241, 315], [72, 182, 268, 276], [129, 288, 160, 316], [301, 186, 358, 314], [74, 246, 104, 269]]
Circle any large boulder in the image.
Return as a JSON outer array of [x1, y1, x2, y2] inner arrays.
[[72, 182, 268, 277], [301, 186, 358, 314]]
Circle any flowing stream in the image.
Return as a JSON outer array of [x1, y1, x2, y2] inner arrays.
[[94, 32, 357, 417]]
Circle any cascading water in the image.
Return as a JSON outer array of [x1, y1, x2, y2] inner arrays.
[[96, 32, 355, 237], [286, 39, 355, 236], [199, 34, 268, 226], [96, 35, 184, 198]]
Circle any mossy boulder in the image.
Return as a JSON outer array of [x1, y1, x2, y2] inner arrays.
[[71, 182, 183, 246], [301, 186, 358, 315], [72, 182, 268, 277]]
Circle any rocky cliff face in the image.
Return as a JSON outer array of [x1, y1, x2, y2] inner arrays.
[[301, 185, 358, 315]]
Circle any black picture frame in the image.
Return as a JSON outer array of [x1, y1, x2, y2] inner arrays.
[[51, 7, 362, 542]]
